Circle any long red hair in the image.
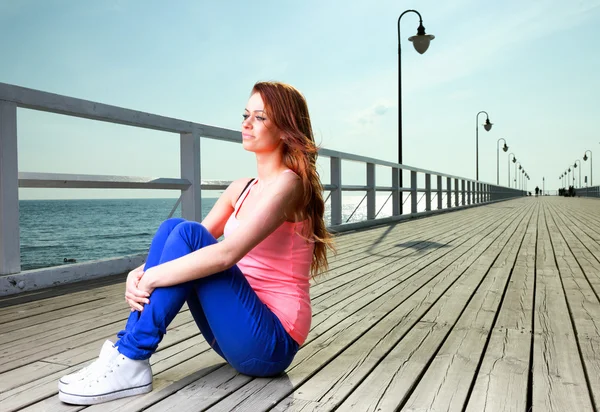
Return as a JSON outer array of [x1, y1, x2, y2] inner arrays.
[[252, 81, 335, 277]]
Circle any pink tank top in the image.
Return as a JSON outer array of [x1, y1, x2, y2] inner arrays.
[[223, 177, 314, 345]]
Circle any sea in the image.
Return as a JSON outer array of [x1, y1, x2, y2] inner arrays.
[[19, 195, 415, 271]]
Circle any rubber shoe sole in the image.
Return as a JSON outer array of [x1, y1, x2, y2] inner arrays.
[[58, 382, 152, 405]]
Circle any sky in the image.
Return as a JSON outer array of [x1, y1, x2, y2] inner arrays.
[[1, 0, 599, 200]]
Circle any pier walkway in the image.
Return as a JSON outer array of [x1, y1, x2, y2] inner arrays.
[[1, 196, 599, 412]]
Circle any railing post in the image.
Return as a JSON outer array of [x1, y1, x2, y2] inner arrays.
[[461, 180, 466, 206], [330, 157, 342, 225], [180, 131, 202, 221], [437, 176, 442, 210], [0, 102, 20, 275], [411, 171, 418, 214], [392, 167, 400, 216], [467, 181, 471, 205], [454, 178, 459, 207], [366, 163, 376, 220], [425, 173, 431, 211], [446, 177, 451, 209]]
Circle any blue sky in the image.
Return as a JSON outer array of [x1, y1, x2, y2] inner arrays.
[[2, 0, 599, 199]]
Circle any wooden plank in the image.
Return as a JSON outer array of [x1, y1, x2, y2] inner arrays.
[[404, 203, 537, 412], [0, 324, 205, 411], [0, 309, 194, 373], [465, 204, 538, 411], [164, 204, 533, 411], [5, 198, 580, 412], [334, 203, 534, 412], [0, 301, 127, 346], [0, 207, 497, 399], [531, 204, 594, 411], [544, 201, 600, 409], [310, 209, 505, 314], [546, 201, 600, 298]]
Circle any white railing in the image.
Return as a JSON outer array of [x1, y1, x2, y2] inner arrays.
[[0, 82, 525, 295], [574, 186, 600, 198]]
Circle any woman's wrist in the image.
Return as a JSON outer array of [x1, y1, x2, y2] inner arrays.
[[142, 267, 159, 290]]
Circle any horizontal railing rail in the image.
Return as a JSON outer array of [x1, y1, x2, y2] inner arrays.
[[0, 82, 525, 295]]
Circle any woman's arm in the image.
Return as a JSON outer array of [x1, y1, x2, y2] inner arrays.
[[141, 172, 302, 290]]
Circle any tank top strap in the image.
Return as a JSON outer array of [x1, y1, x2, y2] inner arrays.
[[234, 178, 258, 216]]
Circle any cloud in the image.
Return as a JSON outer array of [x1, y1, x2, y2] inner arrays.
[[356, 101, 393, 125]]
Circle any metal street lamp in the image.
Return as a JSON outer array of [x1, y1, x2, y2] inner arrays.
[[508, 153, 516, 188], [476, 111, 493, 181], [583, 150, 593, 186], [497, 138, 508, 185], [397, 9, 435, 213], [574, 160, 581, 188], [515, 162, 521, 188]]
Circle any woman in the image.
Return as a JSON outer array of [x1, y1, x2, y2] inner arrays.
[[58, 81, 334, 405]]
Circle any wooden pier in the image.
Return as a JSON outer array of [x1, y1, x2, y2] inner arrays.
[[1, 196, 599, 411]]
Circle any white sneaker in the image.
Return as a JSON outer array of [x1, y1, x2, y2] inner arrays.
[[58, 340, 116, 391], [58, 348, 153, 405]]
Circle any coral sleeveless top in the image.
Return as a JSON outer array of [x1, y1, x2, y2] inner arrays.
[[223, 176, 314, 345]]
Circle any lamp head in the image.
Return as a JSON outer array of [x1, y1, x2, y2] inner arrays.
[[584, 154, 588, 161], [512, 157, 517, 163], [502, 143, 508, 152], [574, 162, 577, 168], [519, 165, 522, 170], [568, 168, 571, 172], [483, 118, 493, 132], [408, 23, 435, 54]]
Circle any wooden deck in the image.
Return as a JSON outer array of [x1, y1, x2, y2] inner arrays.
[[1, 196, 599, 412]]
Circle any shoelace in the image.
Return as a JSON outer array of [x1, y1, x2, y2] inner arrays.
[[67, 358, 104, 382], [88, 355, 124, 386]]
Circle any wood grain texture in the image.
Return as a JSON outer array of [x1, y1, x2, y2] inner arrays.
[[1, 197, 599, 412]]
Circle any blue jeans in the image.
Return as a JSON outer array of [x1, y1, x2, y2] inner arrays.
[[115, 218, 299, 377]]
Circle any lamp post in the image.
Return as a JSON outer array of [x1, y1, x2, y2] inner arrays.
[[515, 162, 521, 189], [543, 176, 545, 195], [497, 138, 508, 185], [508, 153, 516, 187], [568, 167, 572, 187], [574, 160, 581, 188], [476, 111, 493, 181], [584, 150, 593, 186], [397, 9, 435, 213]]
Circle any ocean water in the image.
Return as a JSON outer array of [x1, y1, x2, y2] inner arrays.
[[19, 198, 195, 271], [19, 194, 424, 271]]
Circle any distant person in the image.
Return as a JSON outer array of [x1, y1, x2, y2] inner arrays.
[[535, 186, 539, 197], [58, 82, 335, 405]]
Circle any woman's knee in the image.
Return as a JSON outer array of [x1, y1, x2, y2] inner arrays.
[[169, 221, 216, 248], [158, 218, 187, 236]]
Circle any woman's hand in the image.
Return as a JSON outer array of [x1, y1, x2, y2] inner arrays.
[[137, 267, 156, 298], [125, 266, 150, 312]]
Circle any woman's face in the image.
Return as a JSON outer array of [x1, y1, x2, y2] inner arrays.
[[241, 93, 283, 154]]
